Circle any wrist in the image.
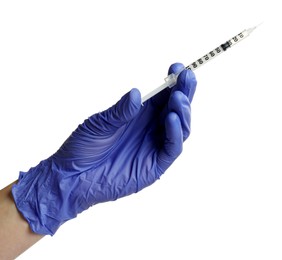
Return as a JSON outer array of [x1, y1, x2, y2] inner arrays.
[[0, 182, 43, 259]]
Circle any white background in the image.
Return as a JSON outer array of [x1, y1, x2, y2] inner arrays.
[[0, 0, 281, 259]]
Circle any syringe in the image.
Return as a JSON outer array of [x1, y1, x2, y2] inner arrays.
[[141, 25, 258, 103]]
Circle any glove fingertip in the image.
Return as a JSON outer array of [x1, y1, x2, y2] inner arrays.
[[129, 88, 141, 108], [168, 63, 185, 75], [121, 88, 141, 122], [175, 69, 197, 102], [187, 70, 197, 103]]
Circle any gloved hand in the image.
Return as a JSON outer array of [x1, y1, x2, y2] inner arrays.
[[12, 63, 197, 235]]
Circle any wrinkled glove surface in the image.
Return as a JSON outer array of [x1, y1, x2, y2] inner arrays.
[[12, 63, 197, 235]]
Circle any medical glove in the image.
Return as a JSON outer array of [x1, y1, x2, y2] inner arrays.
[[12, 63, 197, 235]]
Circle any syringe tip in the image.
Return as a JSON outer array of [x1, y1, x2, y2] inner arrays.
[[247, 22, 263, 34]]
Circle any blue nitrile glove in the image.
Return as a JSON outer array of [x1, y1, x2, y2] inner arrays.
[[12, 63, 197, 235]]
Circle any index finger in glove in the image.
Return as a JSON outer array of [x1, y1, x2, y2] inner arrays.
[[171, 68, 197, 103]]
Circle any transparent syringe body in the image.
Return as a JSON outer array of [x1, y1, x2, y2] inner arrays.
[[185, 29, 251, 71], [141, 27, 256, 103]]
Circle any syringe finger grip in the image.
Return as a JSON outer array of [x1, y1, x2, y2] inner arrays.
[[141, 73, 178, 103], [164, 73, 178, 86]]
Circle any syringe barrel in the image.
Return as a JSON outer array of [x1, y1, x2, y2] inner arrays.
[[226, 30, 250, 48], [185, 29, 250, 71], [141, 26, 256, 104]]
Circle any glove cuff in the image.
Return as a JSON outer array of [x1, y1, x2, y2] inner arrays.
[[12, 159, 68, 235]]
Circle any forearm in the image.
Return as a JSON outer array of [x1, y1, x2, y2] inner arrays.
[[0, 182, 43, 259]]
